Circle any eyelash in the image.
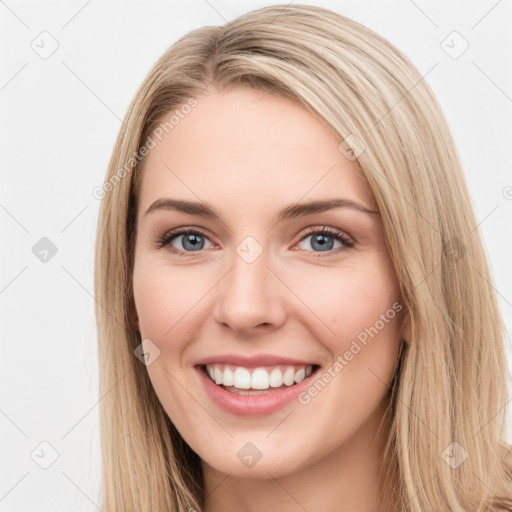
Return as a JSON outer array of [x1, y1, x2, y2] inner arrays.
[[154, 226, 354, 258]]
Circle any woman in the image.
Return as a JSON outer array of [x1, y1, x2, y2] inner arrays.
[[94, 4, 512, 511]]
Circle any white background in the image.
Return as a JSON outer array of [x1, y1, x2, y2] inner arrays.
[[1, 1, 511, 510]]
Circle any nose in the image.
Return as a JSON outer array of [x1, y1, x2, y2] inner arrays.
[[213, 246, 287, 334]]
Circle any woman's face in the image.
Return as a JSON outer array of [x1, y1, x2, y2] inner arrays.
[[132, 86, 404, 479]]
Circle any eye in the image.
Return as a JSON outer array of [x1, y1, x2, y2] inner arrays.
[[154, 225, 354, 257], [296, 226, 354, 256], [154, 227, 215, 256]]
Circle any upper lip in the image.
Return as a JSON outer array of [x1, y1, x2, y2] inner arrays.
[[194, 354, 319, 368]]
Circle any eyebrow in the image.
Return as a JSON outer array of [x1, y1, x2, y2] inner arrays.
[[144, 197, 379, 221]]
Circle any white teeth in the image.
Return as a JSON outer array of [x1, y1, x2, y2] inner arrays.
[[233, 367, 251, 389], [204, 363, 314, 390], [283, 367, 295, 386], [251, 368, 269, 389], [223, 366, 234, 386], [294, 367, 306, 384], [269, 367, 283, 387]]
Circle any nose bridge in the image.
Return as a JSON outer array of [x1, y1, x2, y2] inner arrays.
[[213, 235, 286, 332]]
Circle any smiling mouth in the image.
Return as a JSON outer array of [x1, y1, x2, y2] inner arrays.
[[198, 363, 321, 395]]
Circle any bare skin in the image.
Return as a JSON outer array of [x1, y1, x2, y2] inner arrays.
[[132, 86, 409, 512]]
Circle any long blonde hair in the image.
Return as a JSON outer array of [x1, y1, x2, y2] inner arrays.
[[94, 4, 512, 511]]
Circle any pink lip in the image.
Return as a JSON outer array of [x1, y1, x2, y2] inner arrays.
[[194, 353, 317, 368], [194, 364, 319, 416]]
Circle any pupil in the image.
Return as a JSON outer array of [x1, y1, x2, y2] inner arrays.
[[312, 234, 333, 252], [183, 234, 204, 251]]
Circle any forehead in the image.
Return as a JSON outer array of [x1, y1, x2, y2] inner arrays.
[[137, 87, 376, 217]]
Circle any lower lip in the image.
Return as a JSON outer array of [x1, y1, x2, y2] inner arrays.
[[195, 365, 318, 416]]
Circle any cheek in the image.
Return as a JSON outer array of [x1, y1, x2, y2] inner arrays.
[[287, 266, 402, 437], [288, 262, 402, 348], [132, 262, 207, 422], [286, 261, 403, 410], [133, 261, 208, 342]]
